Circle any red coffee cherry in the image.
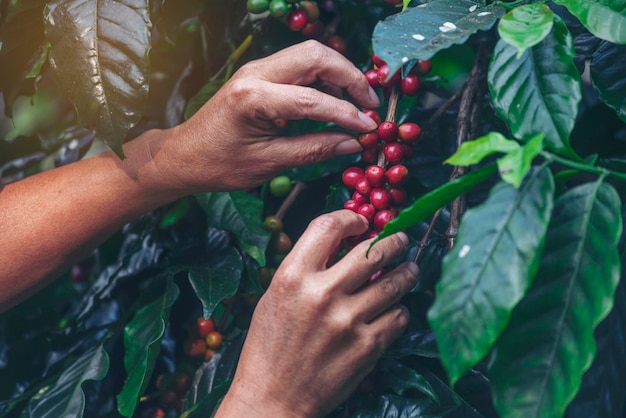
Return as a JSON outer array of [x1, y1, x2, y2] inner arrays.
[[184, 338, 206, 358], [370, 188, 390, 210], [355, 177, 372, 195], [383, 143, 405, 164], [374, 210, 395, 230], [400, 75, 421, 96], [366, 230, 380, 240], [301, 20, 324, 38], [174, 371, 192, 394], [357, 203, 376, 223], [287, 10, 308, 31], [398, 123, 421, 142], [327, 35, 346, 54], [358, 131, 379, 148], [300, 1, 320, 21], [372, 53, 386, 68], [205, 331, 223, 349], [386, 164, 409, 186], [361, 147, 378, 163], [352, 191, 369, 205], [378, 121, 399, 142], [365, 165, 386, 187], [342, 167, 364, 189], [344, 200, 359, 212], [196, 317, 216, 337], [365, 69, 381, 89], [204, 349, 216, 361], [362, 109, 381, 125], [273, 232, 292, 254], [389, 187, 407, 205], [377, 64, 401, 87], [412, 59, 432, 76]]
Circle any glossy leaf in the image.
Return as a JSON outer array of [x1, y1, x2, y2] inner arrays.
[[373, 163, 497, 245], [188, 247, 244, 319], [428, 166, 555, 385], [497, 134, 544, 188], [43, 0, 152, 157], [195, 192, 271, 266], [445, 132, 520, 166], [385, 330, 439, 359], [590, 42, 626, 123], [29, 345, 110, 418], [117, 278, 179, 417], [498, 3, 554, 58], [380, 361, 440, 404], [488, 17, 581, 159], [352, 395, 435, 418], [184, 78, 225, 120], [488, 180, 622, 418], [553, 0, 626, 44], [372, 0, 504, 75]]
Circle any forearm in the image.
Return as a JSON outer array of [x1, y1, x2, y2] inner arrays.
[[0, 128, 184, 311]]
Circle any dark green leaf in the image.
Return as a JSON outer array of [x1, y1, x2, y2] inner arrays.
[[428, 166, 555, 385], [498, 3, 554, 57], [488, 17, 581, 159], [373, 163, 497, 245], [381, 362, 440, 404], [445, 132, 520, 166], [180, 381, 230, 418], [29, 345, 110, 418], [184, 78, 225, 120], [195, 192, 271, 266], [44, 0, 152, 157], [488, 180, 622, 418], [188, 247, 243, 319], [117, 277, 179, 417], [352, 395, 436, 418], [553, 0, 626, 44], [590, 42, 626, 123], [385, 330, 439, 359], [372, 0, 504, 75], [497, 134, 544, 188]]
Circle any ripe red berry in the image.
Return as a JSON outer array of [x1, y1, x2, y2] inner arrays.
[[377, 64, 401, 87], [287, 10, 308, 31], [389, 187, 407, 205], [400, 75, 421, 96], [374, 210, 395, 230], [205, 331, 223, 349], [344, 199, 360, 212], [412, 59, 432, 76], [372, 53, 386, 68], [383, 143, 405, 164], [357, 203, 376, 223], [355, 177, 372, 195], [196, 317, 215, 337], [300, 1, 320, 21], [204, 348, 216, 361], [366, 230, 380, 240], [184, 338, 206, 358], [352, 191, 369, 205], [342, 167, 364, 189], [358, 131, 379, 148], [398, 123, 421, 142], [365, 69, 380, 89], [370, 188, 390, 210], [327, 35, 346, 54], [361, 147, 378, 163], [365, 165, 386, 187], [378, 121, 399, 142], [386, 164, 409, 186], [362, 109, 381, 125]]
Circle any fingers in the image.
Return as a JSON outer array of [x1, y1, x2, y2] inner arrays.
[[351, 262, 419, 323], [329, 232, 410, 293], [363, 304, 410, 356], [249, 40, 380, 109], [284, 210, 369, 272]]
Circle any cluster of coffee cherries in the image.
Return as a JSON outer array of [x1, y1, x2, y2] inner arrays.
[[364, 53, 432, 99], [183, 317, 223, 361]]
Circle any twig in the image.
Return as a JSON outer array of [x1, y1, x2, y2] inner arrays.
[[377, 87, 400, 167], [414, 208, 443, 263], [275, 181, 305, 220], [424, 88, 464, 130]]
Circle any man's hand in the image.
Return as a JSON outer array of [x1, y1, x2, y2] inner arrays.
[[216, 210, 419, 418]]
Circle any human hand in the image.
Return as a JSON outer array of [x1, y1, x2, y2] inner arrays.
[[215, 210, 418, 418], [151, 40, 380, 193]]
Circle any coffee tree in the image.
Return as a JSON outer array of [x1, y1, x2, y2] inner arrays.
[[1, 0, 625, 417]]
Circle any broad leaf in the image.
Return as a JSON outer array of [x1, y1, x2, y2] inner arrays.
[[188, 247, 244, 319], [497, 134, 544, 188], [352, 395, 436, 418], [385, 330, 439, 359], [44, 0, 152, 157], [445, 132, 520, 166], [553, 0, 626, 44], [373, 163, 497, 245], [29, 345, 110, 418], [117, 278, 179, 417], [380, 361, 440, 404], [498, 3, 554, 57], [428, 166, 555, 385], [590, 42, 626, 123], [488, 180, 622, 418], [184, 78, 225, 120], [488, 17, 581, 159], [195, 192, 271, 266], [372, 0, 504, 75]]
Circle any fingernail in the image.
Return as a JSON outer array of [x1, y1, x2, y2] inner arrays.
[[396, 231, 409, 245], [407, 262, 419, 277], [335, 139, 362, 155], [358, 111, 379, 131], [368, 86, 381, 107]]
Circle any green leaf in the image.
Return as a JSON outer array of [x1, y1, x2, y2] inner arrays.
[[590, 42, 626, 123], [372, 0, 504, 75], [29, 345, 110, 418], [553, 0, 626, 44], [488, 17, 581, 159], [188, 247, 244, 319], [195, 192, 271, 266], [428, 166, 555, 385], [498, 3, 554, 58], [381, 362, 440, 404], [488, 180, 623, 418], [184, 79, 225, 120], [497, 134, 544, 188], [43, 0, 152, 157], [445, 132, 520, 166], [373, 163, 497, 245], [117, 278, 180, 417]]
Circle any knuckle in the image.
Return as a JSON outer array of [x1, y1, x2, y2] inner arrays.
[[329, 308, 356, 334], [303, 40, 331, 62], [310, 214, 342, 235], [296, 88, 320, 113], [226, 78, 257, 106], [378, 276, 401, 300], [366, 244, 386, 267]]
